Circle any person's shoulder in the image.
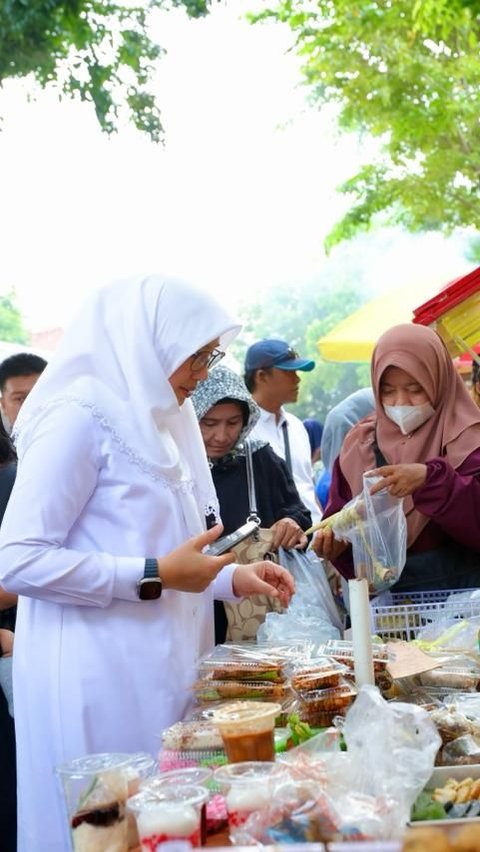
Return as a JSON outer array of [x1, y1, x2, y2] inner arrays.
[[20, 401, 102, 454], [254, 443, 278, 465], [284, 410, 303, 427], [35, 400, 98, 430]]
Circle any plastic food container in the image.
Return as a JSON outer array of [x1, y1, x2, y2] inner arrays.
[[290, 657, 347, 693], [297, 680, 357, 714], [56, 752, 132, 852], [198, 644, 287, 682], [194, 677, 291, 703], [140, 769, 213, 845], [127, 783, 208, 850], [214, 761, 287, 833], [212, 701, 281, 763]]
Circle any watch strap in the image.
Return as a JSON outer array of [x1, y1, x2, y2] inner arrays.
[[144, 558, 159, 579]]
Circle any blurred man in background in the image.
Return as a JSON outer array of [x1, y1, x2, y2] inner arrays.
[[0, 353, 47, 433]]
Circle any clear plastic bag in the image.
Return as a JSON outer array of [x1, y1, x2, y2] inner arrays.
[[257, 548, 344, 645], [341, 685, 441, 826], [234, 686, 441, 843], [330, 474, 407, 594], [277, 548, 345, 631], [414, 615, 480, 652]]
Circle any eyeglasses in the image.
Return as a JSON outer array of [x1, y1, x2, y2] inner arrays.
[[190, 347, 225, 372]]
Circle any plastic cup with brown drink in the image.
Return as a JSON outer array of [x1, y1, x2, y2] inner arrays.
[[212, 701, 281, 763]]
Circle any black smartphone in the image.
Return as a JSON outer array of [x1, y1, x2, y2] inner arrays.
[[205, 520, 259, 557]]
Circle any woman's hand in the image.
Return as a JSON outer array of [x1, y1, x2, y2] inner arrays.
[[158, 525, 234, 593], [368, 463, 427, 497], [270, 517, 307, 550], [311, 527, 349, 561], [232, 561, 295, 607]]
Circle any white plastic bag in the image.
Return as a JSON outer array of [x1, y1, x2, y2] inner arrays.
[[341, 685, 441, 828]]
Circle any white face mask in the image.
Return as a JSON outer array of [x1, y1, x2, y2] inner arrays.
[[384, 402, 435, 436]]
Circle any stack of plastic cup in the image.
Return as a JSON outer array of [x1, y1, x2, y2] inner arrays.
[[214, 761, 287, 836], [127, 783, 208, 851], [123, 753, 157, 849], [140, 768, 213, 845]]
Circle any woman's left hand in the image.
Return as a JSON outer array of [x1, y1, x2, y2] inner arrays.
[[232, 562, 295, 607], [270, 517, 307, 550], [368, 463, 428, 497]]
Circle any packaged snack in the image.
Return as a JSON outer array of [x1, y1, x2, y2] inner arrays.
[[296, 680, 357, 714], [321, 639, 389, 672], [420, 668, 480, 691], [161, 720, 223, 752], [440, 734, 480, 766], [193, 676, 290, 703], [197, 644, 287, 683], [290, 658, 347, 693], [429, 707, 480, 745]]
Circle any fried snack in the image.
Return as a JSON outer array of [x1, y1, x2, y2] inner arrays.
[[402, 827, 451, 852], [322, 639, 389, 672], [194, 677, 290, 703], [452, 823, 480, 851], [420, 669, 480, 691], [432, 779, 460, 805], [298, 709, 345, 727], [430, 708, 480, 745], [297, 679, 356, 714], [210, 663, 285, 682], [432, 776, 480, 805], [291, 662, 345, 692]]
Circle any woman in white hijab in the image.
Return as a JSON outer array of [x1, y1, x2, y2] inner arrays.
[[0, 275, 294, 851]]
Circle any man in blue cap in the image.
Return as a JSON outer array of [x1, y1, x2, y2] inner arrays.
[[244, 339, 321, 524]]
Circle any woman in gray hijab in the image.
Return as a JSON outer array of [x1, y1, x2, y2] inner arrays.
[[192, 365, 311, 642]]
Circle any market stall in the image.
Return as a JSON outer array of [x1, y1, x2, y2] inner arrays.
[[412, 265, 480, 363]]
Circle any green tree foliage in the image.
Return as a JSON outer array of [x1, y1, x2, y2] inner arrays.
[[251, 0, 480, 249], [0, 0, 211, 141], [0, 294, 29, 344], [234, 280, 370, 422]]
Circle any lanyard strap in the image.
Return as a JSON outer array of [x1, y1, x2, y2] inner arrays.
[[281, 420, 293, 474], [244, 440, 261, 525]]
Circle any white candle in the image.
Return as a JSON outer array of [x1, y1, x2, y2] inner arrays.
[[348, 578, 374, 687]]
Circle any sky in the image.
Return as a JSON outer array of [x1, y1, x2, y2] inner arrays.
[[0, 1, 474, 333]]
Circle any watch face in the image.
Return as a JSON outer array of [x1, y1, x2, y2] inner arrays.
[[137, 578, 162, 600]]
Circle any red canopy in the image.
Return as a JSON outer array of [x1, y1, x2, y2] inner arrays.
[[412, 266, 480, 359]]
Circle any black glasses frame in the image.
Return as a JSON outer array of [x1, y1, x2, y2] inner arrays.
[[190, 347, 225, 372]]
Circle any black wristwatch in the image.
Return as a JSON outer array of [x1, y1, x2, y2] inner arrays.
[[136, 558, 162, 600]]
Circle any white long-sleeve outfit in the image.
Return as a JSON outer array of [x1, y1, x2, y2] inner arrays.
[[0, 275, 241, 851]]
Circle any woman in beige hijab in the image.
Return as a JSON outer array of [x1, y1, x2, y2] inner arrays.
[[313, 324, 480, 591]]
